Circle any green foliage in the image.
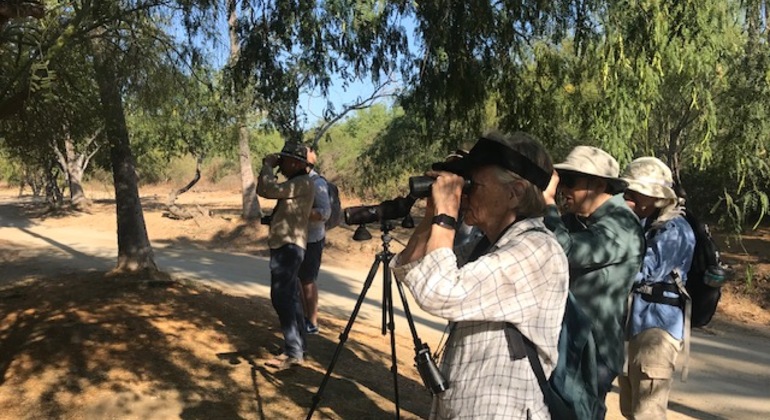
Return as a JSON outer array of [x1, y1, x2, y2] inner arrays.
[[203, 156, 239, 183], [310, 104, 393, 182], [233, 0, 410, 143], [2, 0, 769, 237], [0, 151, 20, 183]]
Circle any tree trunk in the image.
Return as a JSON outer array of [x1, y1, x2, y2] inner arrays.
[[238, 124, 261, 219], [667, 123, 685, 198], [228, 0, 261, 220], [91, 36, 158, 274], [164, 155, 209, 220], [55, 132, 92, 210], [44, 159, 63, 208]]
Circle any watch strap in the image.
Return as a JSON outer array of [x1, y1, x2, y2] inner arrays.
[[432, 214, 458, 230]]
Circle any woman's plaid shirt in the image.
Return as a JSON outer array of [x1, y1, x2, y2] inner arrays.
[[392, 218, 569, 419]]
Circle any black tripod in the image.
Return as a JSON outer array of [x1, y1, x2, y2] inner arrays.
[[306, 221, 430, 419]]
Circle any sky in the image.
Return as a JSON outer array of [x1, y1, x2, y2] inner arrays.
[[190, 4, 419, 129], [185, 9, 407, 131]]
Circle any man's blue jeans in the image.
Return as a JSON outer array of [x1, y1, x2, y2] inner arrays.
[[269, 244, 306, 359]]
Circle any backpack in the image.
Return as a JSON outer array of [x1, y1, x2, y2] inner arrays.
[[682, 208, 731, 327], [507, 292, 604, 420], [320, 175, 343, 230]]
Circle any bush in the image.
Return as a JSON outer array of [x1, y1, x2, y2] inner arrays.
[[203, 156, 239, 184]]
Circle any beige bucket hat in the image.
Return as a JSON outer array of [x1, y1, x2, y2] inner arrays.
[[553, 146, 627, 192], [621, 157, 677, 200]]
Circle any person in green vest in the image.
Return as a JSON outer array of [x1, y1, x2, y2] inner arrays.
[[542, 146, 645, 418]]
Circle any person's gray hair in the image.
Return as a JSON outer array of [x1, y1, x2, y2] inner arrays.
[[649, 197, 684, 229]]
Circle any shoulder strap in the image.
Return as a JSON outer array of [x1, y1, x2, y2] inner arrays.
[[505, 324, 549, 392], [672, 269, 692, 382], [505, 323, 574, 420]]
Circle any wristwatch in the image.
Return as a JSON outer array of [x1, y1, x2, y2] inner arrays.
[[432, 214, 458, 230]]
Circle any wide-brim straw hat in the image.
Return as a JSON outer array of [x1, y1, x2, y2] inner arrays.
[[621, 157, 677, 200], [553, 145, 627, 193]]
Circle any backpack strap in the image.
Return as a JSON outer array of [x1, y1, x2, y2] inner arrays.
[[505, 323, 574, 419], [505, 324, 549, 394], [631, 282, 683, 306], [672, 269, 692, 382]]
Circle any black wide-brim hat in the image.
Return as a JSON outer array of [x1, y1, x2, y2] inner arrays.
[[278, 142, 309, 164], [432, 136, 551, 190]]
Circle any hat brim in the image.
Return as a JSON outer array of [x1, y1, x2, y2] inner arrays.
[[432, 159, 471, 176], [431, 137, 551, 190], [624, 179, 677, 200], [555, 167, 628, 194], [278, 152, 309, 164]]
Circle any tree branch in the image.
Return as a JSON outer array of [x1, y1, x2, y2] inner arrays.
[[309, 77, 396, 149]]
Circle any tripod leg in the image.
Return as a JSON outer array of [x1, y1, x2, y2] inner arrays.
[[393, 275, 430, 351], [383, 261, 401, 419], [306, 255, 382, 420]]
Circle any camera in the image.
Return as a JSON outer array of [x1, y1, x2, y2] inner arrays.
[[344, 196, 415, 226], [260, 214, 272, 225], [415, 342, 449, 395], [408, 175, 473, 199]]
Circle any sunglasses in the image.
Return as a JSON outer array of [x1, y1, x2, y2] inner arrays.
[[559, 173, 581, 189]]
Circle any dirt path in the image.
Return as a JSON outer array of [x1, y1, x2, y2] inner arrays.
[[1, 189, 769, 419]]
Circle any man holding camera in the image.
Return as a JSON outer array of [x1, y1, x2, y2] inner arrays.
[[257, 142, 314, 370], [392, 131, 569, 419]]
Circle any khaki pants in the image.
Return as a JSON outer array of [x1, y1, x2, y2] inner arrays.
[[619, 328, 681, 419]]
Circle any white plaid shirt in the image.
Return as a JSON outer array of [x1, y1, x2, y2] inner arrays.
[[392, 218, 568, 419]]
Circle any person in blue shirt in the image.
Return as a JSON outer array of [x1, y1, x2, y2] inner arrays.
[[299, 146, 331, 335], [619, 157, 696, 419]]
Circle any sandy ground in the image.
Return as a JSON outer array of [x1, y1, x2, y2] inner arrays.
[[1, 184, 769, 419]]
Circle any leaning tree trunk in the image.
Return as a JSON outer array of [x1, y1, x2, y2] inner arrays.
[[164, 155, 210, 220], [91, 36, 158, 274]]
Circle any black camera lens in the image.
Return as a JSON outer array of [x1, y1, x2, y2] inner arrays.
[[344, 197, 415, 225], [344, 205, 380, 226]]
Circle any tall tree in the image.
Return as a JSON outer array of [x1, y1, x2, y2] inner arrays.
[[90, 28, 156, 273], [226, 0, 261, 220], [233, 0, 409, 143]]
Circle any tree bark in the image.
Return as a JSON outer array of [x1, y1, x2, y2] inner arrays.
[[228, 0, 261, 220], [238, 124, 261, 219], [52, 128, 99, 210], [90, 36, 158, 274]]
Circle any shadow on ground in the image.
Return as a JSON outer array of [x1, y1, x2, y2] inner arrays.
[[0, 266, 432, 419]]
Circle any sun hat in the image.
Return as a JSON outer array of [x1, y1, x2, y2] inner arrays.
[[621, 157, 677, 200], [431, 133, 551, 190], [553, 145, 627, 193], [278, 142, 309, 164]]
